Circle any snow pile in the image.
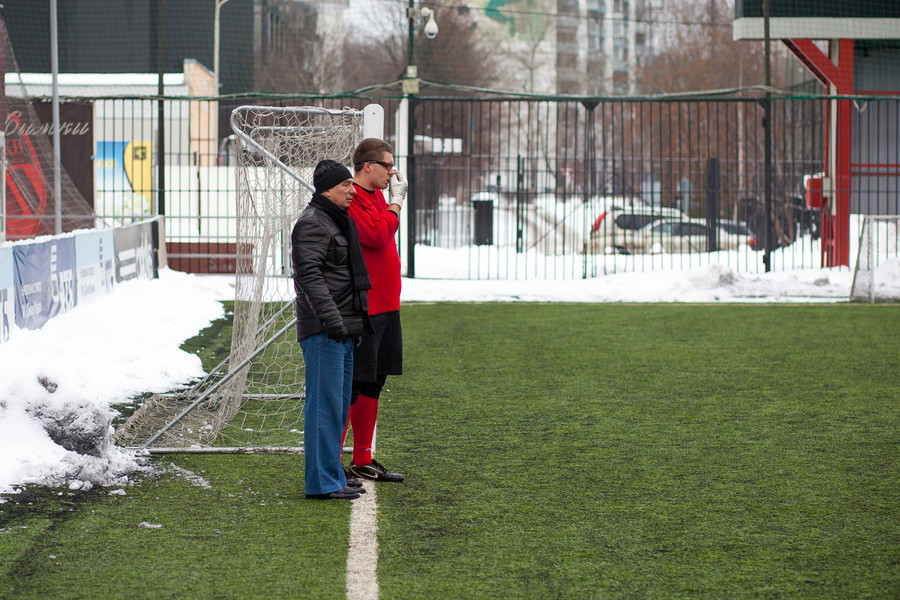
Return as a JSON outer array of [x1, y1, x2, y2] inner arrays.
[[873, 258, 900, 300], [401, 262, 855, 304], [0, 383, 142, 494], [0, 269, 233, 498]]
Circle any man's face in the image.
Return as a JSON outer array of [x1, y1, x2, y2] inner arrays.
[[322, 179, 356, 210], [367, 153, 395, 190]]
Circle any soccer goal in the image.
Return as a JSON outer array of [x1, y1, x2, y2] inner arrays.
[[850, 215, 900, 303], [114, 104, 384, 453]]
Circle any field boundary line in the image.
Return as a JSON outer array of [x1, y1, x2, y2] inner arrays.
[[346, 480, 379, 600]]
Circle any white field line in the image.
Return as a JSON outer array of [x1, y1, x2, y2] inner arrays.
[[346, 480, 379, 600]]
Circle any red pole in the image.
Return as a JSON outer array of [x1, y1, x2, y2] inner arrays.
[[784, 38, 854, 267], [833, 40, 854, 267]]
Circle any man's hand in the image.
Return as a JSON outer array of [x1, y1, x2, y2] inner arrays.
[[390, 170, 408, 208], [326, 323, 350, 343]]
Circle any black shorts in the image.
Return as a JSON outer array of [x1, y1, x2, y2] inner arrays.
[[353, 310, 402, 383]]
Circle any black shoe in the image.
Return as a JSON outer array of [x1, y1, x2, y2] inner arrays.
[[344, 469, 365, 488], [306, 486, 361, 500], [349, 459, 405, 482]]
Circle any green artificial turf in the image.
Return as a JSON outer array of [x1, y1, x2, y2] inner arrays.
[[1, 303, 898, 599], [0, 455, 351, 600], [375, 303, 900, 599]]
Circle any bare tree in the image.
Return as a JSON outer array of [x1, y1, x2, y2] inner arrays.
[[612, 0, 821, 228], [342, 4, 500, 95], [254, 3, 346, 93], [480, 4, 557, 94], [638, 0, 792, 94]]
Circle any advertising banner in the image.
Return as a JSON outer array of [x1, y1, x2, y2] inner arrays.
[[75, 229, 116, 303], [5, 102, 94, 239], [95, 140, 153, 223], [0, 246, 14, 343], [13, 237, 77, 330], [114, 220, 157, 282], [33, 101, 94, 206], [2, 219, 157, 341], [5, 112, 49, 238]]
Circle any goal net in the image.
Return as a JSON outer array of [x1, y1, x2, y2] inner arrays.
[[115, 105, 378, 452], [850, 215, 900, 303]]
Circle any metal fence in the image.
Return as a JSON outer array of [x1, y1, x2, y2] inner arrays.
[[10, 93, 899, 279], [407, 97, 830, 279]]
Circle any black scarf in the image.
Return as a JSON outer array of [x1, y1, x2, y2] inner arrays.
[[309, 193, 372, 310]]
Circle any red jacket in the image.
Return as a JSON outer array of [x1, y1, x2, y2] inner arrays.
[[348, 183, 401, 315]]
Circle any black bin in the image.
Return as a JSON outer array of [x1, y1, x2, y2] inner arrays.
[[473, 199, 493, 246]]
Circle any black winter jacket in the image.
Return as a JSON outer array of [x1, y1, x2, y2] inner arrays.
[[291, 204, 371, 341]]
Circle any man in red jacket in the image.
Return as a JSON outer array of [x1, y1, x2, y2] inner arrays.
[[343, 138, 407, 482]]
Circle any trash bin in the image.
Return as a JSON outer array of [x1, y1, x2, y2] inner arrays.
[[473, 198, 493, 246]]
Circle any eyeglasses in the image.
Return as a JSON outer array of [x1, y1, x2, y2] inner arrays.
[[367, 160, 394, 171]]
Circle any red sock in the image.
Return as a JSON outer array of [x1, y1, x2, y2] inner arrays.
[[350, 394, 378, 465]]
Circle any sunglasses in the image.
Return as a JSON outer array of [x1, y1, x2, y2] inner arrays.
[[367, 160, 394, 171]]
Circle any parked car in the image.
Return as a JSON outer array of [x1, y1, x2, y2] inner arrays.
[[630, 218, 754, 253], [718, 219, 752, 236], [589, 204, 686, 254], [718, 219, 760, 250]]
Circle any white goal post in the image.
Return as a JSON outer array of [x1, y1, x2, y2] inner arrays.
[[114, 104, 384, 453], [850, 215, 900, 303]]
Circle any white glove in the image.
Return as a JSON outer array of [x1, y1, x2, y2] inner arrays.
[[390, 170, 408, 208]]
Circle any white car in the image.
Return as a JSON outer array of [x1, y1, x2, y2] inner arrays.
[[589, 204, 687, 254], [631, 218, 754, 253]]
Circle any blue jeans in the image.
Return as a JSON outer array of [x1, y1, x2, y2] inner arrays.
[[300, 333, 353, 495]]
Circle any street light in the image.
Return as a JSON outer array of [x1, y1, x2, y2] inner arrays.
[[50, 0, 62, 233], [214, 0, 231, 93], [401, 3, 437, 278]]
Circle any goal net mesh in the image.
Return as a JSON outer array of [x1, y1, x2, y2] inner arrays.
[[850, 215, 900, 303], [115, 106, 364, 450]]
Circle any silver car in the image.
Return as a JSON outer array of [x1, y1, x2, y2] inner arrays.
[[589, 204, 687, 254], [631, 218, 754, 253]]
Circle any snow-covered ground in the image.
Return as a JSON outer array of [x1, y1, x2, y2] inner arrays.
[[1, 242, 898, 498], [0, 270, 231, 497]]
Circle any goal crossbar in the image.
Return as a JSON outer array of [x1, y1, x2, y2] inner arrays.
[[229, 105, 364, 192]]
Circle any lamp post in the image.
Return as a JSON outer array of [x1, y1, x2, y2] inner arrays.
[[401, 3, 437, 278], [50, 0, 62, 233], [214, 0, 230, 93], [762, 0, 772, 272], [157, 0, 165, 216]]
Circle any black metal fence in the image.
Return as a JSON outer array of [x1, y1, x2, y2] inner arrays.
[[407, 97, 832, 279], [9, 93, 899, 279]]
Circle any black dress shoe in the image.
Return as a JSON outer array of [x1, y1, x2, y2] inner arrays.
[[306, 486, 361, 500], [344, 469, 365, 488]]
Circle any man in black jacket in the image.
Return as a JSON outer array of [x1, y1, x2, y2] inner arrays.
[[292, 159, 373, 500]]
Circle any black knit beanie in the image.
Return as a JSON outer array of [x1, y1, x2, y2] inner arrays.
[[313, 159, 353, 194]]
